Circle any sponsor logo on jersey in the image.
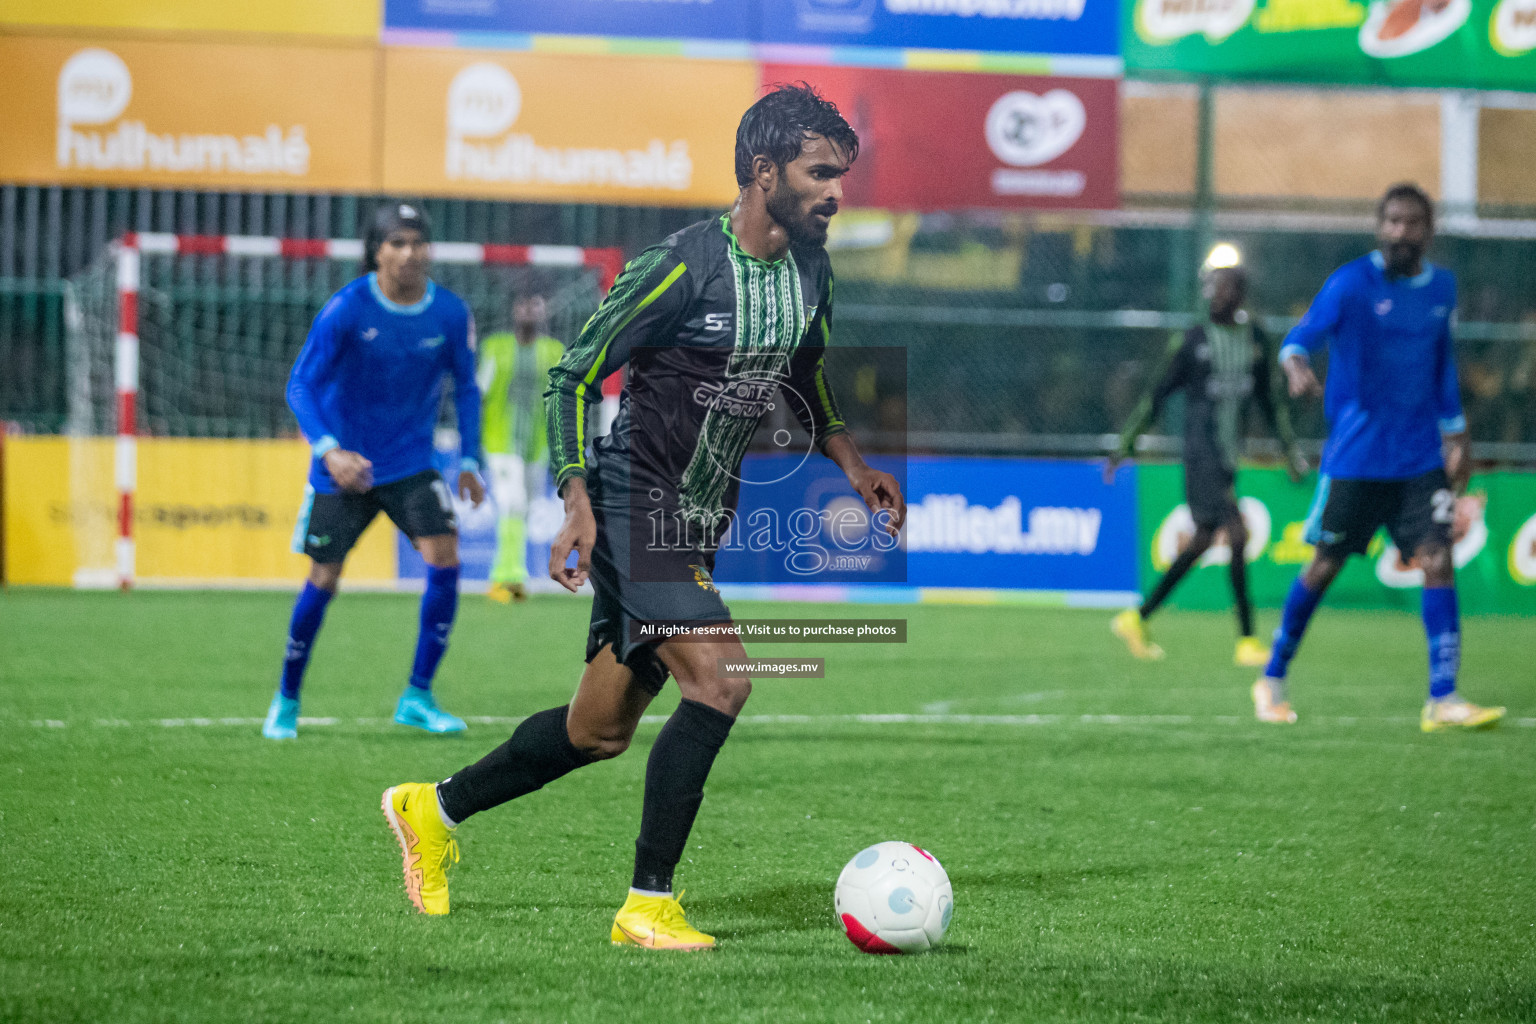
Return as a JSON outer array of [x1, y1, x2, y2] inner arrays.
[[362, 327, 379, 340], [1375, 299, 1393, 315], [692, 378, 779, 418], [703, 312, 732, 332], [420, 335, 445, 349]]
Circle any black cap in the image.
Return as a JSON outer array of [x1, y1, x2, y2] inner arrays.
[[363, 202, 431, 271]]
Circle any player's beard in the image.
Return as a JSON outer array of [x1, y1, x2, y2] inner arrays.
[[767, 179, 833, 249], [1383, 240, 1424, 276]]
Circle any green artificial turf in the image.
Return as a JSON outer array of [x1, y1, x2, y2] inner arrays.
[[1, 589, 1532, 1023]]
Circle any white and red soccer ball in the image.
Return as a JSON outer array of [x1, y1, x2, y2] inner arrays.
[[835, 841, 953, 953]]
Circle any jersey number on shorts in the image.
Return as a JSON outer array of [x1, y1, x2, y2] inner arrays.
[[430, 478, 455, 513], [1431, 489, 1455, 525]]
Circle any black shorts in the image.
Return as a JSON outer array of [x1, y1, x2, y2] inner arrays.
[[1184, 457, 1240, 529], [581, 480, 732, 697], [1303, 468, 1454, 559], [294, 469, 457, 564]]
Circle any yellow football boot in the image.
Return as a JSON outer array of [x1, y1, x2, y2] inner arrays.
[[487, 583, 528, 605], [381, 783, 459, 915], [1251, 677, 1297, 724], [1421, 696, 1505, 733], [610, 890, 715, 951], [1234, 636, 1272, 668], [1111, 609, 1164, 661]]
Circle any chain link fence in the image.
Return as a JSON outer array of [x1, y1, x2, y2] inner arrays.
[[7, 184, 1536, 463]]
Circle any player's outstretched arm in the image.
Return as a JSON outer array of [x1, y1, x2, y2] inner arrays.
[[824, 433, 905, 537], [549, 477, 596, 592]]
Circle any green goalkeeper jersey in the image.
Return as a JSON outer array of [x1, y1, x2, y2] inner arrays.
[[478, 332, 564, 462]]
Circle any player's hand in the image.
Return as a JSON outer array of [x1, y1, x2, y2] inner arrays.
[[1287, 451, 1309, 484], [847, 463, 905, 537], [323, 448, 373, 493], [549, 477, 596, 593], [1283, 356, 1323, 400], [1444, 432, 1472, 495], [457, 470, 485, 508], [1103, 456, 1124, 485]]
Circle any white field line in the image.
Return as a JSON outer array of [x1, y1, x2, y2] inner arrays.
[[12, 713, 1536, 730]]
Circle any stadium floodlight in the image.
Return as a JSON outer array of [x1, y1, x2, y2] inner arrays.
[[1204, 242, 1243, 270]]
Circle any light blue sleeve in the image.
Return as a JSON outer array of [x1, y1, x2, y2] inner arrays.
[[286, 293, 348, 456], [1280, 267, 1351, 364]]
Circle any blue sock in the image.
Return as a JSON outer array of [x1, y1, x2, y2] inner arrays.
[[280, 582, 334, 699], [1265, 577, 1324, 680], [409, 564, 460, 692], [1422, 586, 1460, 700]]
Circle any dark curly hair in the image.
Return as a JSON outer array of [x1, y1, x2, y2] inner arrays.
[[734, 82, 859, 188], [1377, 182, 1434, 229]]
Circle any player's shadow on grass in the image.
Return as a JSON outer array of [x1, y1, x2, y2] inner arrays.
[[708, 880, 970, 955]]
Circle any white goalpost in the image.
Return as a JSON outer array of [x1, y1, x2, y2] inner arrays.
[[63, 231, 621, 589]]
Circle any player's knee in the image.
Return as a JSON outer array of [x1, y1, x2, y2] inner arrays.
[[679, 672, 751, 716], [1418, 544, 1453, 584], [1303, 555, 1342, 590], [308, 562, 343, 591]]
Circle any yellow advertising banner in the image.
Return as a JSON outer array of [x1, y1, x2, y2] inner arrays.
[[0, 0, 378, 39], [0, 35, 378, 190], [3, 437, 396, 586], [381, 48, 755, 206]]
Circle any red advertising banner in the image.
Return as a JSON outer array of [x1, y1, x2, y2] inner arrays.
[[763, 65, 1118, 211]]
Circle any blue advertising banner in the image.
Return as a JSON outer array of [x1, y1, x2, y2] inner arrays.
[[382, 0, 753, 41], [383, 0, 1119, 57], [401, 453, 1136, 600], [759, 0, 1118, 57], [901, 456, 1136, 593], [712, 452, 909, 586]]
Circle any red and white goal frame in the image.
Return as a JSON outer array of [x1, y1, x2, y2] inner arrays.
[[109, 231, 624, 590]]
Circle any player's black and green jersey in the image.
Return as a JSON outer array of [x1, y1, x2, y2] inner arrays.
[[1117, 319, 1297, 471], [546, 214, 846, 529]]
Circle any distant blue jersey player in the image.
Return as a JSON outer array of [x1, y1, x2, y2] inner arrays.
[[1252, 184, 1504, 732], [262, 203, 487, 740]]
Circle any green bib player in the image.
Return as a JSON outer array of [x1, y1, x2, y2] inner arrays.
[[477, 293, 564, 602]]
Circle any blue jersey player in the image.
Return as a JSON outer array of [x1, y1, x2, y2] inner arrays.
[[1252, 184, 1504, 732], [262, 203, 487, 740]]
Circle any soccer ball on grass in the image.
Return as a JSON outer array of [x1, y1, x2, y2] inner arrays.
[[835, 841, 953, 953]]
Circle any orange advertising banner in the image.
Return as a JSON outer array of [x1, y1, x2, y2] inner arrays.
[[381, 48, 755, 206], [0, 35, 378, 190]]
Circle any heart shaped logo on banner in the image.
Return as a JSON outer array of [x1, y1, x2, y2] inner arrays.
[[984, 90, 1086, 168]]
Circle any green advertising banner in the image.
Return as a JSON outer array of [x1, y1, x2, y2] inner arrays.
[[1135, 464, 1536, 615], [1125, 0, 1536, 89]]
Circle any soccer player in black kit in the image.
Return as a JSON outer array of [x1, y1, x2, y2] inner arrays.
[[381, 84, 905, 949], [1107, 265, 1304, 666]]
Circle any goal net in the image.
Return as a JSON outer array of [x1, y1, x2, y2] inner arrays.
[[62, 233, 619, 588]]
